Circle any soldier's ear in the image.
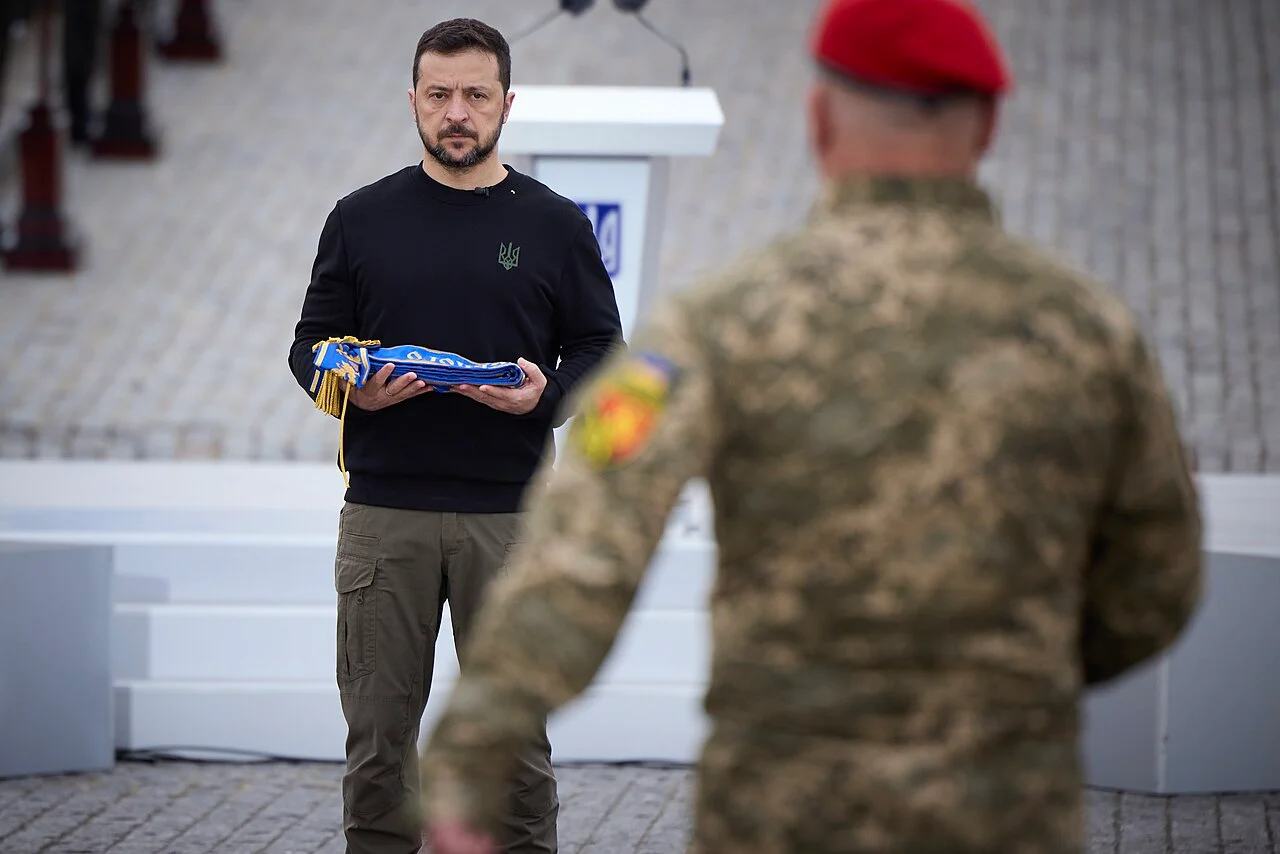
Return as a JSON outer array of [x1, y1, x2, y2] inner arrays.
[[807, 83, 833, 159], [974, 98, 999, 157]]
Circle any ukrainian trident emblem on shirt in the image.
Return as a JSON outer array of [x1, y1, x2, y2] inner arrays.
[[498, 242, 520, 270]]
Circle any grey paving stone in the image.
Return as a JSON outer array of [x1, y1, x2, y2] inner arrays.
[[1219, 795, 1275, 854], [259, 790, 350, 854], [4, 761, 1278, 854], [555, 764, 639, 853], [577, 767, 685, 854], [1270, 798, 1280, 854], [1084, 790, 1119, 853], [1116, 790, 1170, 853], [210, 778, 331, 854], [1169, 795, 1222, 854], [633, 774, 695, 854]]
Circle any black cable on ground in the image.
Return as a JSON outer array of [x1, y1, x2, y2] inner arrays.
[[116, 746, 692, 770]]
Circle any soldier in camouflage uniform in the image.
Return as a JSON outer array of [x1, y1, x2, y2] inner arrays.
[[419, 0, 1205, 852]]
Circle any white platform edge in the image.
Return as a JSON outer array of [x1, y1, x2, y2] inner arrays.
[[1196, 474, 1280, 559], [500, 85, 724, 157], [0, 461, 1274, 557], [114, 679, 707, 764], [0, 460, 347, 510]]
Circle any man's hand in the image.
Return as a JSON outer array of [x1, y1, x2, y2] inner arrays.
[[452, 358, 547, 415], [426, 821, 495, 854], [347, 363, 431, 411]]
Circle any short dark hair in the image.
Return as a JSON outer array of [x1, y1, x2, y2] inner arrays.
[[412, 18, 511, 92]]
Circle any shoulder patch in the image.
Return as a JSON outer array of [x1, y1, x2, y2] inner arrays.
[[570, 351, 681, 469]]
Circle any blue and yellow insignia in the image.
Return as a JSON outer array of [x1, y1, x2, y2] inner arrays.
[[570, 351, 680, 469]]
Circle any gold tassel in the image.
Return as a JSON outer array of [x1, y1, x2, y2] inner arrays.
[[309, 336, 380, 486], [313, 370, 344, 417], [338, 382, 352, 488], [312, 335, 380, 351]]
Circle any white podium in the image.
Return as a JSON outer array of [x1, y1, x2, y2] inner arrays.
[[501, 85, 725, 340]]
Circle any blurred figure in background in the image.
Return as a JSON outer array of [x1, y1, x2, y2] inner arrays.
[[419, 0, 1205, 852], [62, 0, 102, 145], [0, 0, 37, 132], [0, 0, 101, 144]]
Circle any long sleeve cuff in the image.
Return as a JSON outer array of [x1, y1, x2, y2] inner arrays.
[[520, 369, 565, 423]]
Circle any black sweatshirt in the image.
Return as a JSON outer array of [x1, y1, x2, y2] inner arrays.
[[288, 163, 623, 513]]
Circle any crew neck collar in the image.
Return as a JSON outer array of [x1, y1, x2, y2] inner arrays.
[[412, 162, 519, 206]]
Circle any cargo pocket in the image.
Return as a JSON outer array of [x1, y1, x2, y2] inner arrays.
[[501, 540, 525, 577], [335, 536, 379, 685], [500, 511, 528, 576]]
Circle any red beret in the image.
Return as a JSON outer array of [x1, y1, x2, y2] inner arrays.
[[811, 0, 1012, 99]]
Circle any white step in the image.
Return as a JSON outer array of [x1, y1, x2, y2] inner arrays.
[[114, 679, 708, 764], [112, 602, 710, 685], [108, 536, 716, 607]]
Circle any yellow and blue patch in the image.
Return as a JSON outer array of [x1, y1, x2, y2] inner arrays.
[[570, 351, 680, 469]]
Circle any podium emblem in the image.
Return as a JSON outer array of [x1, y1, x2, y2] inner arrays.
[[579, 202, 622, 277]]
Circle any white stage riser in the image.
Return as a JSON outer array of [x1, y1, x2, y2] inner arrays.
[[107, 530, 716, 765], [113, 604, 708, 685], [111, 538, 715, 607], [4, 462, 1279, 793], [115, 681, 708, 764]]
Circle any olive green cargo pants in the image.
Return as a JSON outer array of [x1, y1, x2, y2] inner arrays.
[[334, 502, 559, 854]]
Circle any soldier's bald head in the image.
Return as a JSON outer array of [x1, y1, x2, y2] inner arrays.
[[805, 0, 1011, 180], [807, 73, 998, 180]]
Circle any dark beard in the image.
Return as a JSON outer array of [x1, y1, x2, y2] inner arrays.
[[422, 121, 502, 171]]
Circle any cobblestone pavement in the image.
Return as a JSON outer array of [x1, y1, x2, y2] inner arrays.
[[0, 0, 1276, 470], [0, 760, 1277, 854]]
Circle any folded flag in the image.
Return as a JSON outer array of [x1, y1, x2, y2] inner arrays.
[[308, 336, 528, 485], [312, 337, 525, 396]]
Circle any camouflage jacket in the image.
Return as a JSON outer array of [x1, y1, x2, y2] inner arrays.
[[418, 175, 1203, 843]]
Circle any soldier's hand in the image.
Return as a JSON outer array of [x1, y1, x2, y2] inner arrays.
[[347, 363, 430, 411], [452, 358, 547, 415], [426, 821, 495, 854]]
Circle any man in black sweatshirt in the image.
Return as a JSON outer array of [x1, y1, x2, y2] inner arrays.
[[287, 17, 622, 854]]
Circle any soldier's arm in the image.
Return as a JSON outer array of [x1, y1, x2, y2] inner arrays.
[[1081, 331, 1204, 686], [419, 300, 719, 832]]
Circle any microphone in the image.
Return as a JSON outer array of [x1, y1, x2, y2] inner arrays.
[[472, 186, 491, 197], [613, 0, 692, 86], [509, 1, 594, 46]]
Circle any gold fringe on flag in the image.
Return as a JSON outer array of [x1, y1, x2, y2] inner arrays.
[[309, 336, 380, 487]]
